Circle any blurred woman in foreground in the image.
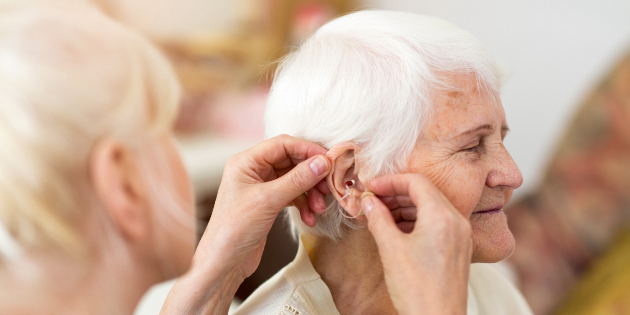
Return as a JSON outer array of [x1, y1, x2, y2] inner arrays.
[[0, 4, 333, 314]]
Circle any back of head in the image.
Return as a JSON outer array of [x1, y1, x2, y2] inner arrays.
[[0, 3, 180, 268], [265, 10, 503, 239]]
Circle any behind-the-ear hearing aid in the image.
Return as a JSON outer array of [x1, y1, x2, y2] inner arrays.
[[340, 180, 355, 201], [338, 179, 368, 218]]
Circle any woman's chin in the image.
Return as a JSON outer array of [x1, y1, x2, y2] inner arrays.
[[470, 211, 515, 263]]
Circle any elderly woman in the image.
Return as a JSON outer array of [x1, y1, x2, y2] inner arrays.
[[234, 10, 533, 315], [0, 3, 334, 314]]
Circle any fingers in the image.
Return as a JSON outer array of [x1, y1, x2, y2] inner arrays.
[[396, 221, 415, 234], [291, 193, 316, 227], [368, 174, 446, 209], [363, 196, 402, 248], [251, 135, 328, 168], [295, 193, 317, 227], [390, 207, 417, 222], [307, 186, 327, 214], [315, 178, 332, 194], [306, 179, 330, 213], [262, 155, 331, 212], [379, 195, 414, 210], [292, 179, 329, 227]]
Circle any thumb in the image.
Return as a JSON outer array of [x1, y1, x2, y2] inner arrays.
[[364, 196, 402, 247], [263, 155, 330, 210]]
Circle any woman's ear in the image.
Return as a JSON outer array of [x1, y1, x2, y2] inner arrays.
[[325, 142, 366, 219], [89, 139, 151, 242]]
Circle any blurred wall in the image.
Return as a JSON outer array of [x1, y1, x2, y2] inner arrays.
[[367, 0, 630, 196]]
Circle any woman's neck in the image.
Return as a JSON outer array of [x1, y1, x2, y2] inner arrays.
[[310, 229, 397, 315], [0, 250, 159, 315]]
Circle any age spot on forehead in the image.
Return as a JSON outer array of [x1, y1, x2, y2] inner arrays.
[[447, 90, 463, 99], [424, 75, 496, 140]]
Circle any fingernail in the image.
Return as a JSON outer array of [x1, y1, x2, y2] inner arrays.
[[317, 194, 326, 209], [362, 198, 374, 217], [310, 156, 327, 176]]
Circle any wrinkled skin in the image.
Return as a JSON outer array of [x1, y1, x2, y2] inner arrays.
[[310, 73, 523, 315], [408, 74, 523, 263]]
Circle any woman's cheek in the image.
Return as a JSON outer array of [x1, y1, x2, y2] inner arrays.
[[449, 166, 486, 217], [410, 154, 486, 216]]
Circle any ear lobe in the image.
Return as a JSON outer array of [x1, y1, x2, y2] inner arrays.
[[89, 139, 150, 241], [325, 142, 366, 219]]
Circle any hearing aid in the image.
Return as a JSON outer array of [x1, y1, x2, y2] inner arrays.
[[338, 179, 370, 218]]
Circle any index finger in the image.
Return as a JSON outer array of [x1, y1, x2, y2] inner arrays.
[[249, 134, 328, 167], [367, 174, 447, 208]]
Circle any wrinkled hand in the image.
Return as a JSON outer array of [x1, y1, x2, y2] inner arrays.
[[162, 135, 330, 315], [198, 134, 331, 279], [362, 174, 472, 315]]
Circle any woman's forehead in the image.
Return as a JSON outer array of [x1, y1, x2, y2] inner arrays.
[[424, 77, 506, 140]]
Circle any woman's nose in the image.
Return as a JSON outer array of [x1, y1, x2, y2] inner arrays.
[[486, 144, 523, 190]]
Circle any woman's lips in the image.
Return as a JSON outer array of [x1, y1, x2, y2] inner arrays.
[[473, 207, 503, 215]]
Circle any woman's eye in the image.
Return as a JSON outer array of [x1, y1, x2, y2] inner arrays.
[[461, 138, 485, 153], [462, 144, 480, 152]]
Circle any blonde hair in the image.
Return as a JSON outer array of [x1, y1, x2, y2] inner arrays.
[[0, 3, 181, 261]]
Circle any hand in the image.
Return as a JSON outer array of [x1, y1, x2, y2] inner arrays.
[[162, 135, 331, 315], [200, 134, 331, 277], [362, 174, 472, 315]]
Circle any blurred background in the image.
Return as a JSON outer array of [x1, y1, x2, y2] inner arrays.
[[59, 0, 630, 314]]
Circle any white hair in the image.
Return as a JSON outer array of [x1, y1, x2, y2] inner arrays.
[[265, 10, 503, 240], [0, 3, 182, 261]]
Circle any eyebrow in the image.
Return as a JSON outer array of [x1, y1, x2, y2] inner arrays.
[[461, 124, 494, 136], [459, 124, 510, 136]]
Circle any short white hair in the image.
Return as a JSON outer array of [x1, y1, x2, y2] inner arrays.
[[0, 3, 181, 259], [265, 10, 503, 239]]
